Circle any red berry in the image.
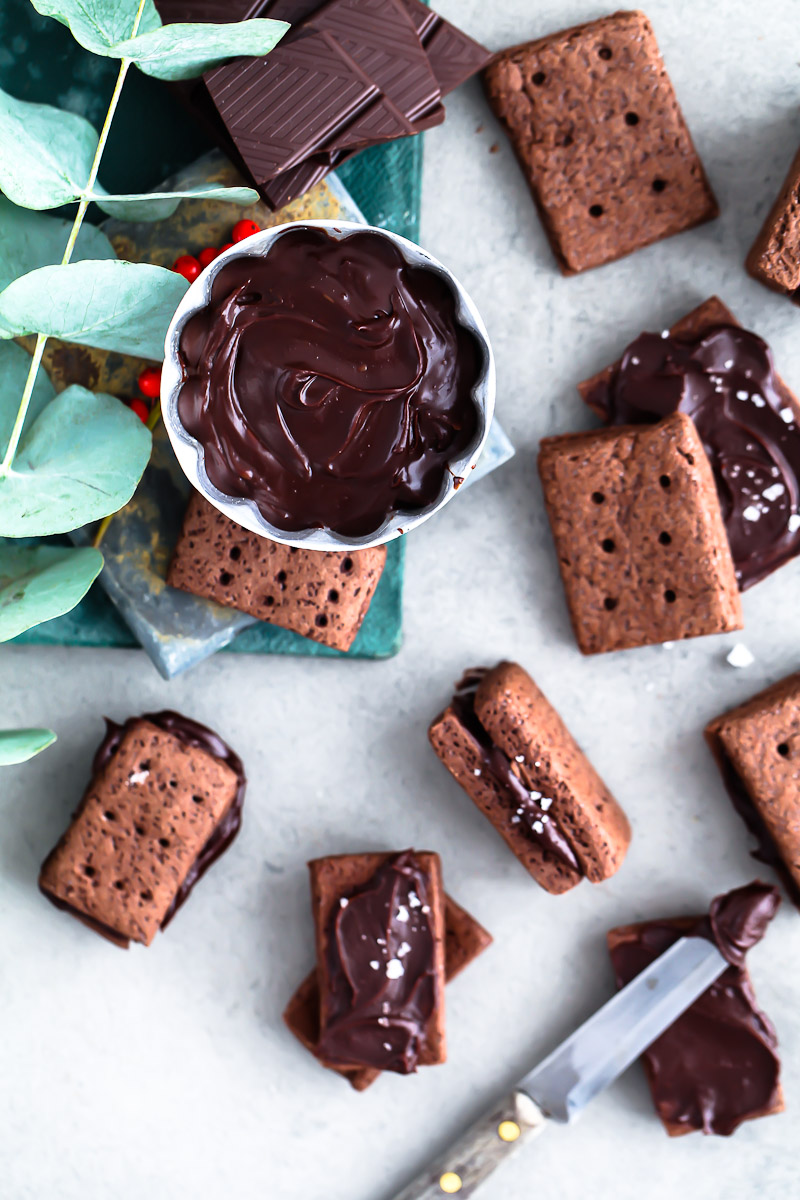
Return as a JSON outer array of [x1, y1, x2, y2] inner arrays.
[[137, 366, 161, 399], [129, 398, 149, 423], [172, 254, 201, 282], [232, 219, 260, 243], [198, 246, 220, 268], [220, 242, 235, 252]]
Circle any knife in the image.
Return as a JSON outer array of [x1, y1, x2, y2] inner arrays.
[[389, 935, 728, 1200]]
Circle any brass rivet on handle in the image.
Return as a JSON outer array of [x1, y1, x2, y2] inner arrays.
[[497, 1120, 521, 1142], [439, 1172, 463, 1194]]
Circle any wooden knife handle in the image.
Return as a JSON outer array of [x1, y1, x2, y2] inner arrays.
[[390, 1090, 548, 1200]]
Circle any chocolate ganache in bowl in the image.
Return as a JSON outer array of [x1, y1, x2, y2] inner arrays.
[[162, 222, 494, 548]]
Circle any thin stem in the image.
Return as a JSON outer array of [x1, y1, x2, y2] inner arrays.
[[0, 0, 149, 476]]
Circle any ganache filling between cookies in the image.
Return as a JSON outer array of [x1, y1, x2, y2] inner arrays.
[[41, 711, 245, 941], [450, 670, 580, 873], [609, 883, 782, 1136], [177, 228, 481, 537], [316, 851, 438, 1073], [588, 323, 800, 588]]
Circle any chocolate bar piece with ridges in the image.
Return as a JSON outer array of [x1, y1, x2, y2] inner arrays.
[[429, 661, 630, 893], [538, 412, 743, 654], [746, 145, 800, 303], [483, 11, 718, 274], [39, 712, 244, 947], [706, 672, 800, 909], [283, 892, 491, 1090], [578, 296, 800, 590], [608, 883, 783, 1136], [309, 851, 447, 1073], [167, 494, 386, 653]]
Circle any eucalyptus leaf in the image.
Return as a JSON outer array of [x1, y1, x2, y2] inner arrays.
[[0, 542, 103, 640], [0, 86, 98, 210], [0, 196, 115, 293], [0, 342, 56, 462], [114, 20, 289, 81], [29, 0, 163, 56], [0, 386, 151, 537], [0, 728, 57, 765], [0, 260, 188, 360], [92, 183, 259, 221]]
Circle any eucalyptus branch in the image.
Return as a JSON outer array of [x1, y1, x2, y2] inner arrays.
[[0, 0, 148, 475]]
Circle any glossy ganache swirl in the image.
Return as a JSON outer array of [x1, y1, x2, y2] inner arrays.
[[177, 228, 481, 537], [316, 852, 438, 1073], [588, 324, 800, 588], [609, 882, 782, 1136]]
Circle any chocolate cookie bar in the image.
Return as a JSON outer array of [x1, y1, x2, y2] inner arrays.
[[746, 145, 800, 303], [307, 851, 447, 1074], [579, 296, 800, 589], [706, 672, 800, 909], [167, 494, 386, 653], [538, 412, 743, 654], [39, 712, 245, 947], [483, 11, 718, 274], [284, 891, 491, 1090], [608, 883, 783, 1136], [428, 662, 630, 893]]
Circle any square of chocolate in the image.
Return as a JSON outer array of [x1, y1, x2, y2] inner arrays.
[[483, 11, 718, 274], [578, 296, 800, 589], [607, 884, 783, 1136], [167, 494, 387, 653], [747, 145, 800, 303], [283, 892, 491, 1090], [706, 672, 800, 909], [429, 661, 630, 893], [308, 851, 447, 1074], [538, 412, 743, 654], [39, 713, 245, 947]]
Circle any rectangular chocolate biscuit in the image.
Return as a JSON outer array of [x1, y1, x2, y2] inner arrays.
[[483, 11, 718, 274], [429, 661, 630, 893], [706, 672, 800, 908], [283, 891, 491, 1090], [746, 145, 800, 303], [39, 713, 244, 947], [309, 850, 447, 1074], [538, 412, 743, 653], [167, 494, 386, 653]]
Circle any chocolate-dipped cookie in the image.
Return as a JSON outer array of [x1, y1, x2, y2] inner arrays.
[[579, 296, 800, 589], [39, 712, 245, 947], [538, 412, 743, 653], [482, 11, 718, 275], [428, 662, 630, 893], [167, 494, 386, 653], [706, 672, 800, 909], [608, 883, 783, 1137], [284, 891, 491, 1091]]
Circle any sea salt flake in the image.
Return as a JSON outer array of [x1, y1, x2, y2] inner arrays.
[[408, 892, 421, 909], [339, 897, 348, 908], [386, 959, 404, 980], [736, 390, 749, 400], [780, 408, 794, 423], [532, 820, 544, 834], [473, 768, 481, 776], [378, 1017, 389, 1027], [395, 905, 409, 923], [726, 644, 755, 669], [661, 329, 669, 338], [724, 359, 734, 369], [127, 770, 149, 785], [529, 790, 542, 801], [743, 505, 761, 522], [540, 797, 553, 810], [788, 514, 800, 533], [514, 754, 525, 763], [421, 905, 430, 914], [751, 394, 766, 408], [763, 483, 785, 502], [397, 941, 411, 959], [369, 960, 380, 970], [383, 1042, 392, 1051]]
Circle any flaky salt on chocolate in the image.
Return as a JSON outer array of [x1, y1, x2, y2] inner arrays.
[[706, 672, 800, 909], [283, 890, 491, 1090], [538, 412, 743, 654], [746, 145, 800, 303], [39, 712, 245, 948], [167, 494, 386, 653], [483, 10, 718, 274], [429, 662, 630, 893]]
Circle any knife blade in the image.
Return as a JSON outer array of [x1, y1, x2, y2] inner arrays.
[[389, 935, 728, 1200]]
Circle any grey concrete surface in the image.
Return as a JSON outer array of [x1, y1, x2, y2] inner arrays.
[[2, 3, 799, 1198]]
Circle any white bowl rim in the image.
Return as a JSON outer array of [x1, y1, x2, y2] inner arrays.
[[161, 218, 496, 551]]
